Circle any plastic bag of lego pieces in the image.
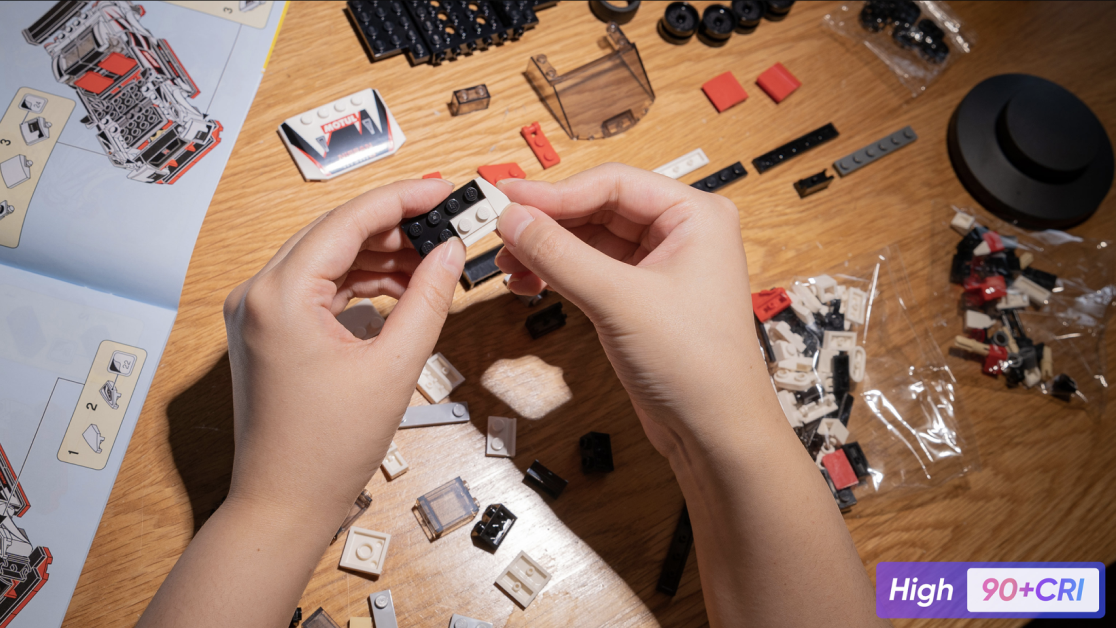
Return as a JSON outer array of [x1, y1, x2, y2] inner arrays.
[[822, 1, 974, 97], [927, 205, 1114, 418], [754, 247, 978, 515]]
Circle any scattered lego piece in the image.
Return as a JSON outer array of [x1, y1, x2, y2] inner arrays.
[[751, 287, 792, 322], [819, 417, 849, 446], [1041, 345, 1053, 379], [1051, 373, 1077, 401], [844, 288, 868, 325], [982, 344, 1008, 375], [690, 162, 747, 192], [521, 122, 560, 168], [462, 245, 504, 290], [350, 618, 372, 628], [833, 126, 918, 177], [702, 71, 748, 112], [657, 505, 693, 596], [495, 551, 552, 608], [414, 477, 480, 541], [278, 89, 405, 181], [964, 310, 995, 330], [291, 607, 303, 628], [590, 0, 641, 24], [471, 504, 518, 550], [995, 290, 1029, 310], [732, 0, 764, 33], [404, 178, 512, 255], [304, 607, 342, 628], [417, 353, 465, 403], [381, 441, 409, 480], [1012, 275, 1051, 306], [822, 330, 856, 351], [657, 1, 700, 44], [340, 527, 391, 576], [524, 460, 568, 498], [793, 170, 834, 198], [697, 4, 735, 47], [653, 148, 710, 179], [1022, 267, 1057, 290], [368, 591, 398, 628], [449, 615, 494, 628], [333, 489, 374, 543], [849, 346, 866, 382], [477, 162, 526, 186], [579, 432, 614, 472], [526, 302, 567, 339], [756, 62, 800, 103], [950, 210, 976, 234], [399, 402, 470, 428], [450, 85, 491, 116], [822, 450, 858, 490], [753, 123, 839, 173], [422, 171, 442, 179], [841, 442, 870, 477], [954, 335, 990, 356], [347, 0, 558, 67], [486, 416, 517, 458]]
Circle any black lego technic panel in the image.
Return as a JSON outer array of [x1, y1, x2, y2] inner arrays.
[[347, 1, 559, 66], [404, 179, 486, 257], [753, 123, 840, 173]]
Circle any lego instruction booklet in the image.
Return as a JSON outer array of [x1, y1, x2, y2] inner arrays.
[[0, 2, 284, 626]]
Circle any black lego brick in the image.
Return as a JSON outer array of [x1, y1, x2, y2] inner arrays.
[[524, 460, 568, 498], [841, 442, 871, 478], [691, 161, 747, 192], [656, 505, 693, 596], [471, 503, 517, 550], [462, 244, 503, 290], [525, 302, 566, 339], [404, 179, 485, 257], [579, 432, 614, 473], [752, 123, 840, 173], [793, 169, 835, 198], [347, 0, 558, 67]]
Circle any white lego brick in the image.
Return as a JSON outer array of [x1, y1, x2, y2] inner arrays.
[[771, 322, 807, 353], [417, 353, 465, 403], [774, 368, 818, 391], [835, 284, 848, 302], [844, 287, 868, 325], [350, 618, 373, 628], [777, 356, 814, 372], [369, 591, 399, 628], [816, 348, 837, 375], [951, 211, 976, 234], [495, 551, 552, 608], [1041, 345, 1053, 379], [850, 346, 866, 383], [777, 390, 804, 427], [803, 394, 838, 422], [486, 416, 517, 457], [339, 527, 391, 576], [381, 441, 409, 480], [995, 290, 1030, 311], [448, 177, 512, 248], [449, 615, 494, 628], [336, 299, 385, 339], [973, 241, 991, 257], [964, 310, 995, 330], [1012, 276, 1051, 306], [786, 291, 814, 323], [822, 330, 857, 351], [811, 275, 838, 302], [653, 148, 709, 179], [279, 89, 405, 181], [792, 283, 825, 313], [400, 402, 470, 428], [1023, 367, 1042, 388], [771, 340, 799, 362], [819, 418, 849, 446]]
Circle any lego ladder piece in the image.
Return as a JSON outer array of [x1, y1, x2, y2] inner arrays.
[[752, 123, 839, 173], [521, 122, 560, 168], [832, 126, 918, 177]]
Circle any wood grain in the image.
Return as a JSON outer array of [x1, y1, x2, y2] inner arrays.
[[59, 2, 1116, 627]]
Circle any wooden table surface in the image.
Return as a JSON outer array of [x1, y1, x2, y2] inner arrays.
[[59, 2, 1116, 626]]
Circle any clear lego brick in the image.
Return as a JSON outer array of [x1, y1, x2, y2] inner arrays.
[[414, 477, 479, 540], [449, 84, 491, 116]]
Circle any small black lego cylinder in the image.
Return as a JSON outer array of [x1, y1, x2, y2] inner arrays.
[[697, 4, 735, 47], [658, 1, 699, 45]]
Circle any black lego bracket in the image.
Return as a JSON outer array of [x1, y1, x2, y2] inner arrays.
[[347, 0, 558, 66]]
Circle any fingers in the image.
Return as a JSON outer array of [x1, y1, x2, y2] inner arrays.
[[372, 238, 466, 374], [505, 271, 546, 296], [281, 178, 454, 283], [330, 272, 410, 314], [496, 162, 698, 226], [496, 203, 634, 309], [350, 250, 421, 275]]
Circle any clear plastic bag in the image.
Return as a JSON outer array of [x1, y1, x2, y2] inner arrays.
[[757, 247, 979, 516], [928, 205, 1114, 418], [822, 1, 974, 97]]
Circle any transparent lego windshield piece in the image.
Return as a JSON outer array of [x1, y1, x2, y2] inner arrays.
[[413, 477, 479, 540], [331, 489, 373, 544], [526, 23, 654, 140], [303, 607, 341, 628]]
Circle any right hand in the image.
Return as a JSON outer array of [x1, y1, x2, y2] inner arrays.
[[493, 164, 778, 460]]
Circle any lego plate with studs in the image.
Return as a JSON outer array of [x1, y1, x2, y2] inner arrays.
[[929, 207, 1113, 418], [752, 247, 977, 510]]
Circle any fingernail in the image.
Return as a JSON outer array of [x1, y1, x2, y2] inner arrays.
[[433, 177, 455, 187], [440, 237, 465, 270], [495, 177, 523, 189], [497, 203, 533, 247]]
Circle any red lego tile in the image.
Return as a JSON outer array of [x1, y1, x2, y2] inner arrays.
[[702, 71, 748, 113], [478, 163, 526, 185], [521, 122, 560, 169], [756, 63, 801, 103], [965, 328, 986, 343], [983, 344, 1008, 375], [822, 450, 858, 490], [751, 288, 791, 322], [422, 171, 442, 179], [982, 231, 1004, 254]]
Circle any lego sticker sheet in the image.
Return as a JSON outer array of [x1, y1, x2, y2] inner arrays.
[[0, 2, 284, 627]]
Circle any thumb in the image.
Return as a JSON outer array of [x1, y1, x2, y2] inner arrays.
[[496, 203, 630, 311], [373, 237, 465, 372]]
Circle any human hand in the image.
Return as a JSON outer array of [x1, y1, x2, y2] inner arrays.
[[222, 178, 465, 524], [493, 164, 779, 460]]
